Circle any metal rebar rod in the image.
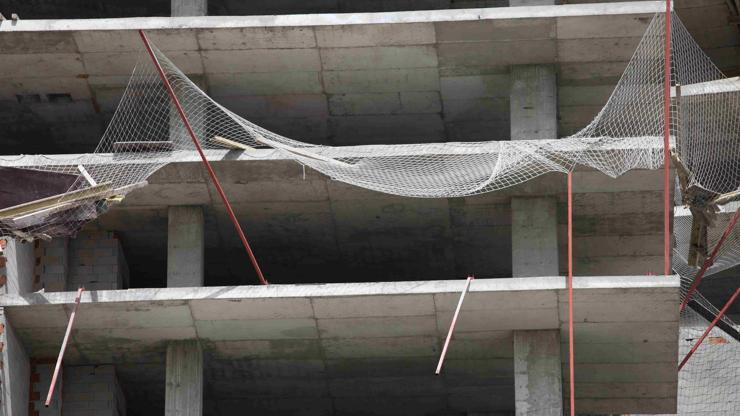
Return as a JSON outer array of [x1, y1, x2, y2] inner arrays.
[[678, 286, 740, 371], [435, 276, 474, 375], [567, 171, 575, 416], [45, 287, 84, 407], [680, 209, 739, 312], [138, 29, 267, 285]]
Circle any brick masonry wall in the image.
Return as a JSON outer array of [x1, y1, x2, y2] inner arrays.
[[67, 231, 129, 291], [62, 365, 126, 416], [33, 230, 129, 292], [28, 362, 60, 416], [33, 239, 68, 293]]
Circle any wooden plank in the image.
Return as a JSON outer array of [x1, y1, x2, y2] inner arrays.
[[0, 183, 113, 220], [211, 135, 253, 151], [77, 165, 97, 186], [254, 132, 353, 167]]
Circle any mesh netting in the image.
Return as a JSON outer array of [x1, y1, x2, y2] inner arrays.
[[0, 11, 738, 413], [673, 307, 740, 415]]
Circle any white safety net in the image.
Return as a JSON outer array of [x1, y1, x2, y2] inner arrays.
[[0, 11, 738, 414]]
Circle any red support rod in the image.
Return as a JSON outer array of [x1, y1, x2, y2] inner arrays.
[[567, 171, 575, 416], [663, 0, 672, 277], [680, 209, 739, 312], [435, 276, 474, 375], [138, 30, 267, 285], [45, 287, 84, 407], [678, 285, 740, 371]]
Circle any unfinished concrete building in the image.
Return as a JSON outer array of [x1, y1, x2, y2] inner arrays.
[[0, 1, 738, 415]]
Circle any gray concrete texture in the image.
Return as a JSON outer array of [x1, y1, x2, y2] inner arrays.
[[0, 275, 679, 414], [0, 1, 736, 155], [0, 308, 30, 416], [83, 155, 668, 287], [167, 206, 205, 288], [0, 1, 673, 155]]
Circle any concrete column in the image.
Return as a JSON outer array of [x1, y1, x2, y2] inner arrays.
[[0, 308, 30, 416], [510, 65, 557, 141], [1, 239, 34, 295], [509, 61, 563, 415], [171, 0, 207, 16], [166, 341, 203, 416], [168, 206, 205, 288], [511, 197, 559, 277], [514, 330, 563, 416]]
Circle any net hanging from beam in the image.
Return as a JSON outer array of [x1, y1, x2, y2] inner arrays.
[[0, 11, 738, 413], [0, 12, 719, 240]]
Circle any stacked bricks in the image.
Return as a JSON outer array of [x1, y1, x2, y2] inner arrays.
[[33, 239, 68, 293], [33, 230, 129, 292], [62, 365, 126, 416], [67, 230, 129, 291], [28, 361, 61, 416]]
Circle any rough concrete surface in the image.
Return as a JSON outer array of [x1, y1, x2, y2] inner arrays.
[[0, 275, 679, 414]]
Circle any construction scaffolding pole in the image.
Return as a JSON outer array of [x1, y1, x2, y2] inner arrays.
[[678, 285, 740, 371], [567, 171, 575, 416], [138, 30, 268, 285], [45, 287, 84, 407], [435, 276, 474, 375], [680, 209, 739, 312]]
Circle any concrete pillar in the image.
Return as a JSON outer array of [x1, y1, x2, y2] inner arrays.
[[0, 308, 30, 416], [171, 0, 207, 16], [166, 341, 203, 416], [167, 206, 204, 288], [510, 65, 557, 141], [514, 330, 563, 416], [509, 61, 563, 415], [0, 238, 34, 295], [511, 197, 559, 277]]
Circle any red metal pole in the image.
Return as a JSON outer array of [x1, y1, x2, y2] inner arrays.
[[663, 0, 672, 277], [680, 209, 739, 312], [567, 171, 575, 416], [45, 287, 84, 407], [678, 285, 740, 371], [138, 30, 268, 285], [435, 276, 474, 375]]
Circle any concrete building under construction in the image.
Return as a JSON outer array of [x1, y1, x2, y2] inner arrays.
[[0, 1, 738, 415]]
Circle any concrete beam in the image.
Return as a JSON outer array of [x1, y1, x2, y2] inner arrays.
[[171, 0, 207, 17], [0, 2, 667, 32], [166, 340, 203, 416], [514, 330, 562, 416], [168, 206, 205, 288], [510, 0, 559, 6]]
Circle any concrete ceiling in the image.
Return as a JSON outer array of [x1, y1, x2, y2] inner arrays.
[[0, 2, 665, 154], [1, 275, 680, 415], [0, 151, 659, 288]]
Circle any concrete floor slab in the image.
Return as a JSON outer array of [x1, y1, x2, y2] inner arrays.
[[0, 2, 667, 154], [0, 275, 679, 415]]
